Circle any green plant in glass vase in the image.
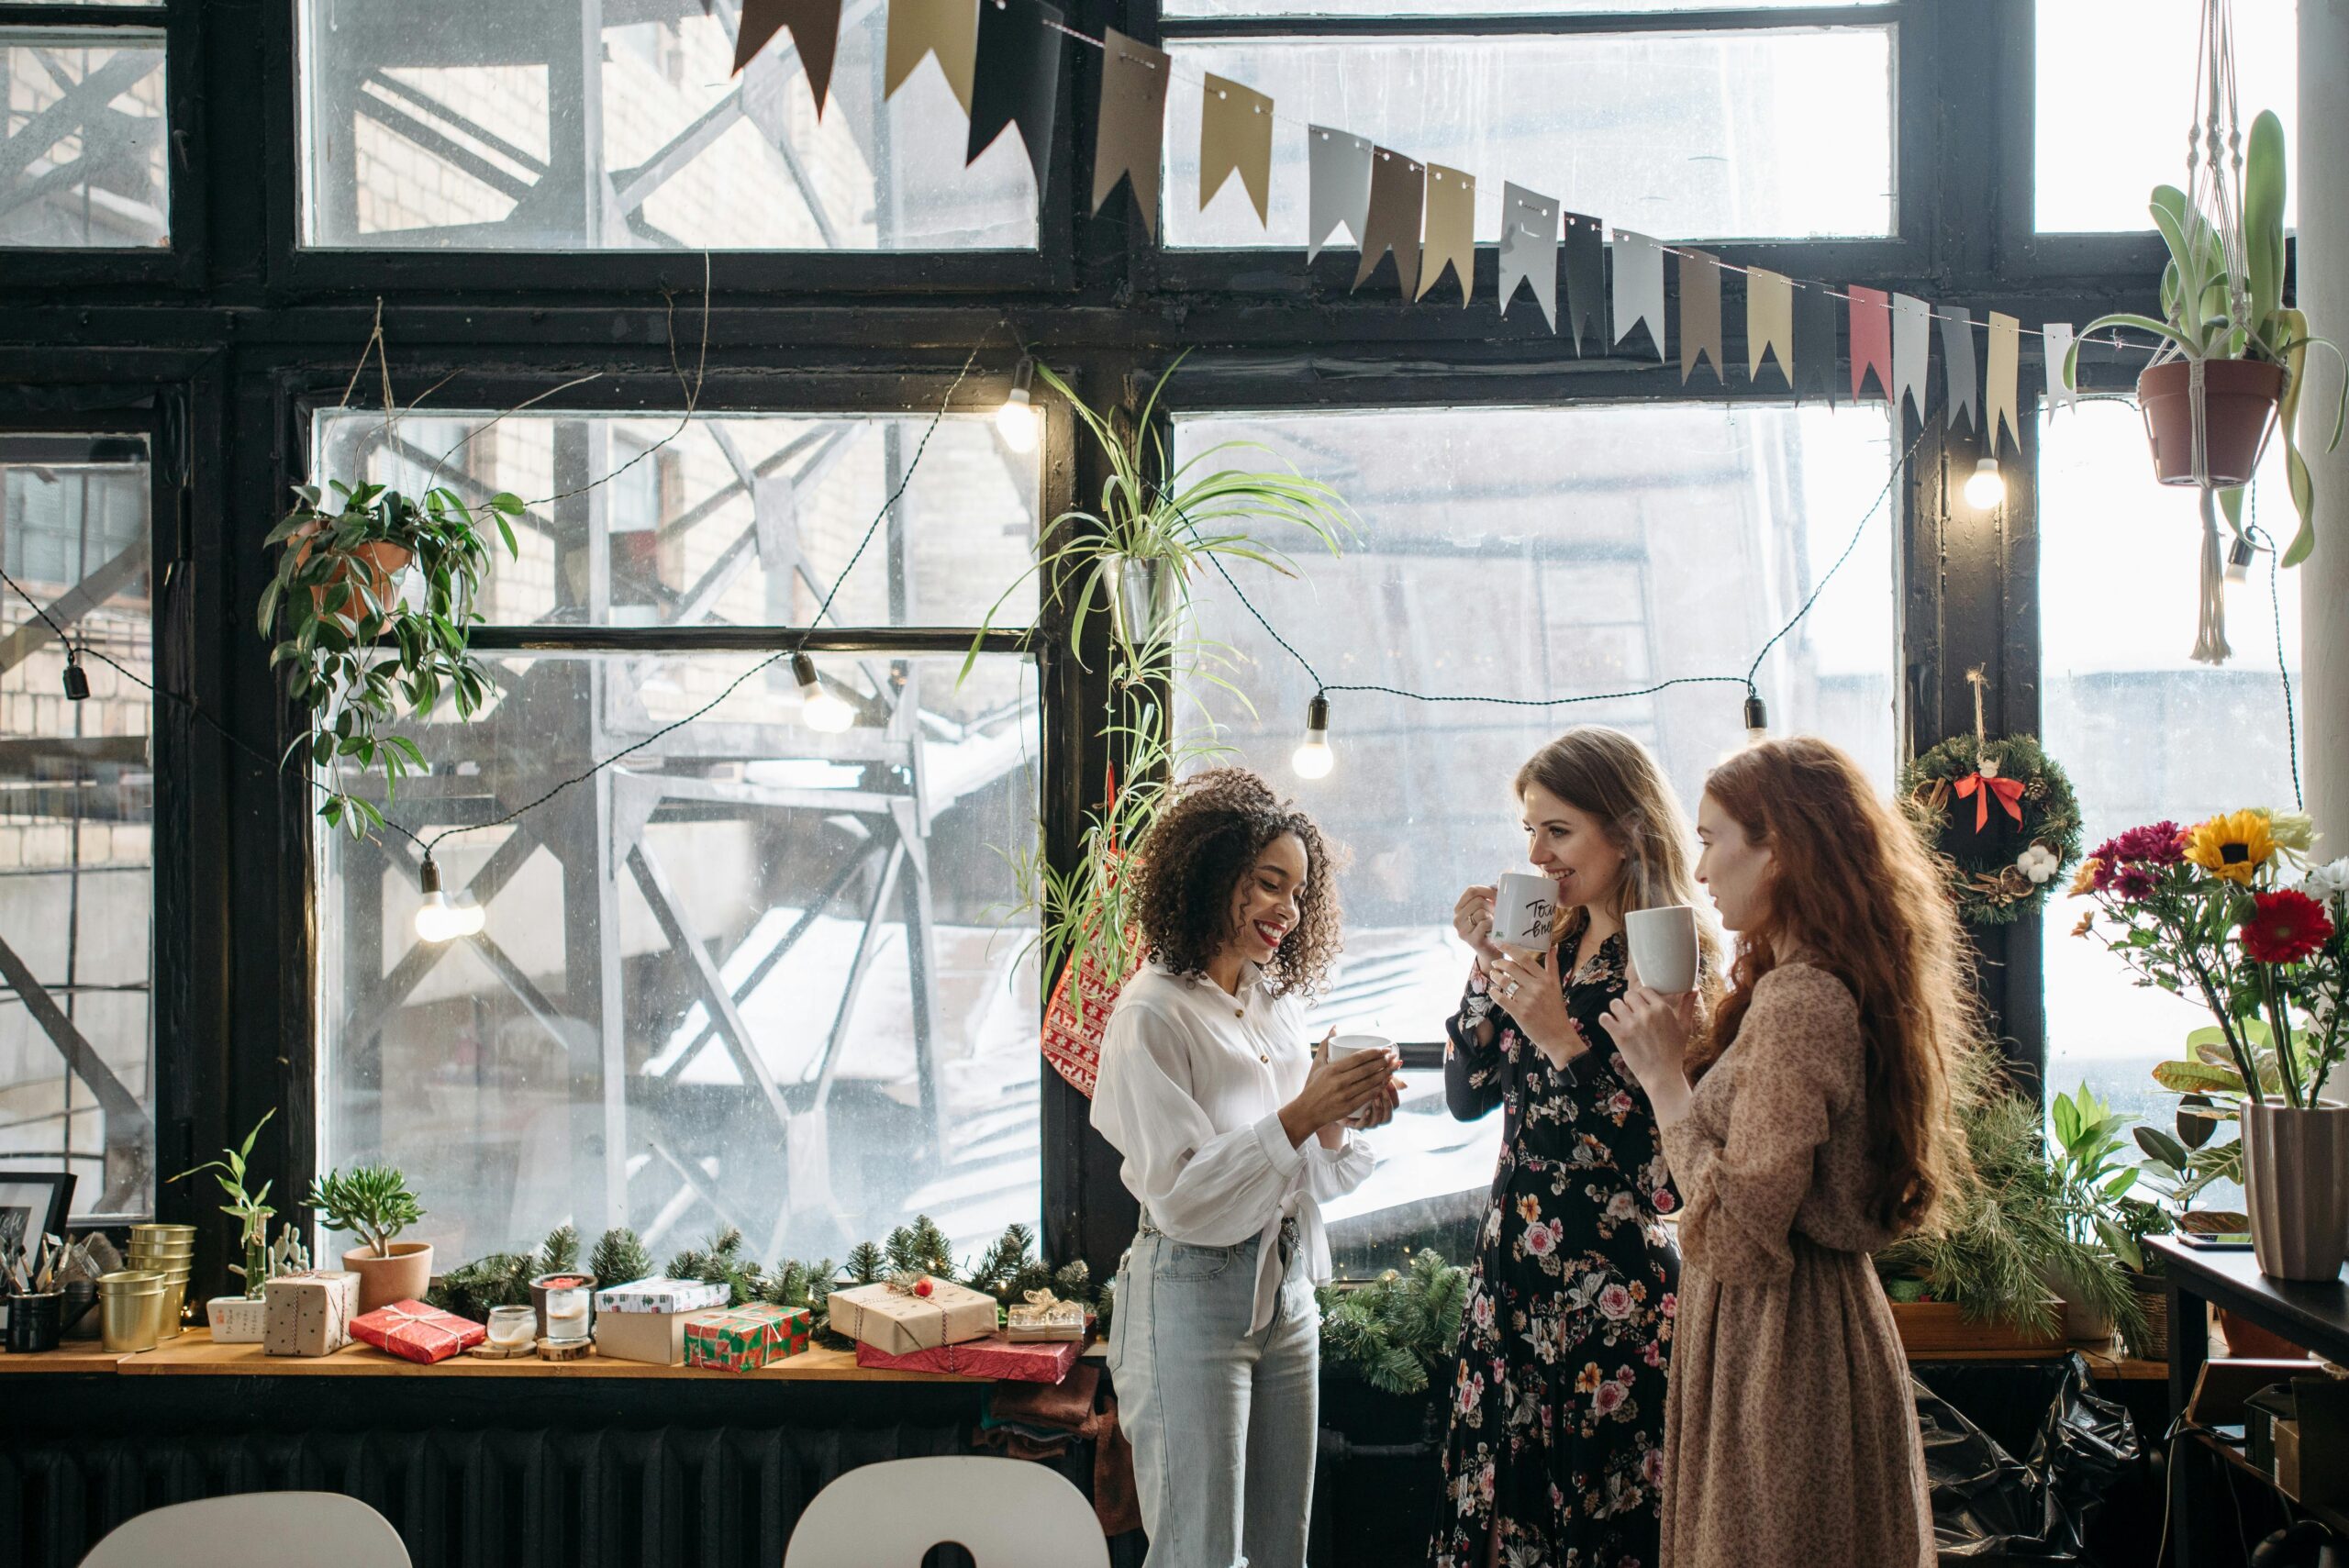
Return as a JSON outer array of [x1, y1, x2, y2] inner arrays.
[[170, 1108, 278, 1299], [258, 478, 520, 837]]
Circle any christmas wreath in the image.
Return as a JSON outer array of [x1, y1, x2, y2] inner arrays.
[[1900, 729, 2084, 926]]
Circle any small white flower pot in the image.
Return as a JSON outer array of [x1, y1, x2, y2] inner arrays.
[[207, 1296, 269, 1343]]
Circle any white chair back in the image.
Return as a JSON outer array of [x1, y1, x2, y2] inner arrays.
[[78, 1491, 410, 1568], [783, 1455, 1108, 1568]]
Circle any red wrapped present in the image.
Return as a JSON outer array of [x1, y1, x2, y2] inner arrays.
[[351, 1299, 488, 1365], [683, 1304, 811, 1373], [854, 1329, 1084, 1385]]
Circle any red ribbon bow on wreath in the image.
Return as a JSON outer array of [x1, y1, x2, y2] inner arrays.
[[1952, 772, 2026, 832]]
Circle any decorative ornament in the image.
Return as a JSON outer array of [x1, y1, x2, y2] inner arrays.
[[1898, 669, 2085, 926]]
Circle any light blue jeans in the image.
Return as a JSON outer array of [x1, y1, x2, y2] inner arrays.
[[1108, 1221, 1319, 1568]]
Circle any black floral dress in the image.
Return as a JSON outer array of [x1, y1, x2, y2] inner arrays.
[[1428, 928, 1681, 1568]]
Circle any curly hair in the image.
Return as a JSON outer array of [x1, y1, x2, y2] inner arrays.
[[1129, 767, 1344, 995]]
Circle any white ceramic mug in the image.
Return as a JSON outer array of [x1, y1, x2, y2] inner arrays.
[[1625, 905, 1700, 994], [1492, 873, 1560, 950], [1326, 1033, 1395, 1126]]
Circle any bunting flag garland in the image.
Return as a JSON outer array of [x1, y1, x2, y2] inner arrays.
[[1939, 306, 1981, 433], [1200, 74, 1275, 227], [733, 0, 842, 117], [1419, 163, 1476, 306], [1563, 212, 1608, 354], [1848, 285, 1893, 401], [1497, 183, 1559, 331], [885, 0, 977, 115], [1747, 267, 1795, 388], [968, 0, 1063, 187], [1678, 250, 1723, 384], [1354, 148, 1424, 300], [1986, 312, 2022, 456], [2043, 323, 2080, 414], [1790, 281, 1839, 404], [1092, 29, 1169, 234], [1892, 293, 1932, 424], [1609, 229, 1666, 361], [1307, 127, 1374, 263]]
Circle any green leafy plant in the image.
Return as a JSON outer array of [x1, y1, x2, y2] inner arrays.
[[588, 1226, 652, 1289], [259, 478, 520, 837], [2065, 110, 2346, 564], [665, 1226, 768, 1307], [1317, 1250, 1470, 1396], [305, 1163, 424, 1259], [537, 1224, 580, 1275], [170, 1109, 277, 1300]]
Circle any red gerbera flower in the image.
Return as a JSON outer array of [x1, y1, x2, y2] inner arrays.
[[2240, 889, 2336, 965]]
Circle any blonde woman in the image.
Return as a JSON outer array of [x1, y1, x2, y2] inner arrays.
[[1429, 727, 1723, 1568]]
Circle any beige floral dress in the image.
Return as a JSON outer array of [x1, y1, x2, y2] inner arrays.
[[1656, 962, 1932, 1568]]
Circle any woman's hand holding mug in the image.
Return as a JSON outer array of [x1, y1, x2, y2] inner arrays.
[[1598, 986, 1700, 1126], [1281, 1031, 1398, 1147], [1485, 947, 1590, 1072], [1453, 884, 1504, 967]]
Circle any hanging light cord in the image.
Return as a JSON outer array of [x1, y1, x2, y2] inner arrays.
[[2246, 512, 2302, 811]]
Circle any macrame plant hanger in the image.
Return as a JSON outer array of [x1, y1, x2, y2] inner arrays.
[[2182, 0, 2252, 664]]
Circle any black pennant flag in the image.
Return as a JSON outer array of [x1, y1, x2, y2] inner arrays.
[[1563, 213, 1608, 355], [1790, 282, 1840, 405], [969, 0, 1063, 192]]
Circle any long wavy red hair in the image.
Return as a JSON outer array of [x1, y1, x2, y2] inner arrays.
[[1700, 737, 1976, 1236]]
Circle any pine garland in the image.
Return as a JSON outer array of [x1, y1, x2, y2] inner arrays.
[[1315, 1251, 1470, 1396], [1899, 730, 2084, 926], [588, 1226, 652, 1290]]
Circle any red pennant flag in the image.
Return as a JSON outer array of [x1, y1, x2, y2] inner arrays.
[[1849, 284, 1893, 402]]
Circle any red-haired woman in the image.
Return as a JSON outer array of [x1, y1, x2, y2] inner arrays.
[[1599, 737, 1970, 1568]]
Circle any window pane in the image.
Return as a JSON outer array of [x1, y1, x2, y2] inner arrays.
[[0, 433, 154, 1220], [1, 30, 169, 249], [2035, 0, 2295, 232], [298, 1, 1037, 250], [313, 409, 1039, 630], [2040, 401, 2300, 1163], [1165, 27, 1894, 247], [317, 651, 1041, 1265], [1174, 404, 1898, 1273]]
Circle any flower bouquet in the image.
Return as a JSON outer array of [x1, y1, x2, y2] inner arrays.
[[2070, 808, 2349, 1279]]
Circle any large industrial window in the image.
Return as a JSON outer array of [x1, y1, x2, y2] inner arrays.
[[0, 432, 155, 1220], [0, 28, 168, 249], [311, 407, 1042, 1266], [1174, 402, 1900, 1274]]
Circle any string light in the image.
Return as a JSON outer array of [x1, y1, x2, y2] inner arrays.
[[996, 358, 1039, 454], [2224, 534, 2257, 585], [1743, 692, 1770, 745], [1291, 693, 1334, 779], [793, 651, 857, 733], [1963, 457, 2006, 509], [414, 856, 484, 943], [61, 648, 89, 702]]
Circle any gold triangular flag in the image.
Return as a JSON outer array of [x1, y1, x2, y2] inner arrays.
[[1199, 74, 1274, 226], [1092, 28, 1167, 234], [885, 0, 975, 117], [1418, 163, 1475, 306], [1747, 267, 1795, 386], [1987, 312, 2022, 456]]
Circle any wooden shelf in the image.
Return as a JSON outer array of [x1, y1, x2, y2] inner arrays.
[[2184, 1427, 2349, 1538], [117, 1329, 976, 1380], [0, 1340, 146, 1373]]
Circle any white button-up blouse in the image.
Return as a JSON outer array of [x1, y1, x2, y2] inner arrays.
[[1091, 960, 1375, 1332]]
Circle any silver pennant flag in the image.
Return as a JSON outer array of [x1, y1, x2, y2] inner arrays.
[[1497, 183, 1559, 332], [1307, 126, 1374, 263]]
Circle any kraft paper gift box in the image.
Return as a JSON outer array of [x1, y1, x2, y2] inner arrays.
[[683, 1304, 811, 1373], [264, 1270, 360, 1357], [827, 1278, 998, 1356], [854, 1330, 1084, 1385], [592, 1278, 729, 1366], [351, 1299, 487, 1365]]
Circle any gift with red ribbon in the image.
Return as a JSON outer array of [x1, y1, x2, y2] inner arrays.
[[854, 1328, 1085, 1384], [683, 1303, 811, 1373], [351, 1298, 488, 1365]]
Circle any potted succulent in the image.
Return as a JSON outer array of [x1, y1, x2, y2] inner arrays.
[[259, 477, 519, 837], [307, 1163, 429, 1313], [172, 1109, 284, 1342]]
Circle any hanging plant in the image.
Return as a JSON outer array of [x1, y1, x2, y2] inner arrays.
[[258, 478, 519, 837]]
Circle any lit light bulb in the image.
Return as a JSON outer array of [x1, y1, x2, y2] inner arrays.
[[995, 359, 1038, 454], [1742, 692, 1770, 747], [2224, 535, 2256, 586], [1963, 457, 2005, 509], [413, 858, 486, 943], [794, 651, 856, 733], [1291, 694, 1334, 780]]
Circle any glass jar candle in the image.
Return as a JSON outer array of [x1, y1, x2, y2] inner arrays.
[[486, 1306, 536, 1350], [542, 1282, 592, 1344]]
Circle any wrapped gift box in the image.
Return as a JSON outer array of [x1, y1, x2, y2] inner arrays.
[[855, 1329, 1083, 1385], [1005, 1292, 1089, 1343], [684, 1304, 811, 1373], [263, 1270, 360, 1357], [596, 1310, 691, 1366], [352, 1299, 488, 1365], [829, 1278, 998, 1356], [594, 1278, 728, 1315]]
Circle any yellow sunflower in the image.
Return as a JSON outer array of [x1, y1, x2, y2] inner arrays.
[[2184, 809, 2277, 884]]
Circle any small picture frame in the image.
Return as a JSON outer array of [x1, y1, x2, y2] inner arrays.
[[0, 1171, 76, 1262]]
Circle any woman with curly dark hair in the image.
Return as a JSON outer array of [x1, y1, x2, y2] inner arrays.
[[1095, 766, 1400, 1568]]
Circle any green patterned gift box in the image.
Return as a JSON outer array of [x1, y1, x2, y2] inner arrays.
[[682, 1304, 811, 1372]]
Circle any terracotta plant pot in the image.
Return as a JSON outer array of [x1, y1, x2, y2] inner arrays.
[[291, 522, 412, 618], [2240, 1099, 2349, 1283], [342, 1241, 434, 1315], [2216, 1306, 2310, 1360], [2136, 358, 2284, 487]]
